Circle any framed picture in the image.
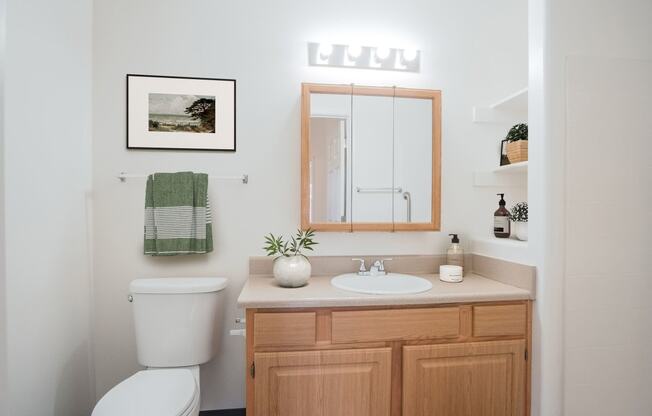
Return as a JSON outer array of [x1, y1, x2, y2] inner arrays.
[[500, 139, 510, 166], [127, 74, 236, 151]]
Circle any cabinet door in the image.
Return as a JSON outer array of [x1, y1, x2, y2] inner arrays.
[[403, 340, 526, 416], [254, 347, 391, 416]]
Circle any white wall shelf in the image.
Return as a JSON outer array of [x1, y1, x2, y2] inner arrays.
[[472, 87, 528, 123], [471, 236, 531, 264], [492, 161, 528, 173], [473, 161, 528, 187]]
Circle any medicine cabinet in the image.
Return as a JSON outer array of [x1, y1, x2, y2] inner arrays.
[[301, 83, 441, 231]]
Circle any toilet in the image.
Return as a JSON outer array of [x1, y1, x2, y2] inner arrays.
[[92, 277, 228, 416]]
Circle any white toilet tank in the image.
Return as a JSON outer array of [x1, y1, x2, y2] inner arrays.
[[129, 277, 228, 367]]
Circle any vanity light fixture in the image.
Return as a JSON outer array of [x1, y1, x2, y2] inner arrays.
[[318, 43, 333, 61], [307, 42, 420, 72], [394, 54, 407, 71], [402, 49, 418, 62], [395, 49, 419, 70], [374, 46, 391, 61], [347, 44, 362, 59]]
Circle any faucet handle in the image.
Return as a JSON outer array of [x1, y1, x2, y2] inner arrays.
[[378, 258, 393, 272], [352, 258, 367, 272]]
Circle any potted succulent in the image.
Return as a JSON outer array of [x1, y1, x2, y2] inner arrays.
[[263, 229, 318, 287], [505, 123, 528, 163], [510, 202, 528, 241]]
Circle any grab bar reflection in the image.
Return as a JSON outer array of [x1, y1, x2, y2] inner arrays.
[[402, 191, 412, 223], [355, 187, 402, 193]]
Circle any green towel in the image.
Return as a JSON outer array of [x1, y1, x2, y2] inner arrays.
[[144, 172, 213, 256]]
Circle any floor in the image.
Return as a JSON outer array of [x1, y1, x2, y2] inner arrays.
[[199, 409, 245, 416]]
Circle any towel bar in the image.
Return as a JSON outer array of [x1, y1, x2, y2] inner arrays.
[[117, 172, 249, 184]]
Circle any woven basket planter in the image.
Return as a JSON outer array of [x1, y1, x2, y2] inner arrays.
[[507, 140, 528, 163]]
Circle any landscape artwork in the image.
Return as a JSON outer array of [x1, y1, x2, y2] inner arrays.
[[148, 93, 216, 133], [127, 74, 236, 151]]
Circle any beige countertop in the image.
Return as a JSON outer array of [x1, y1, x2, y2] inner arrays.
[[237, 273, 532, 309]]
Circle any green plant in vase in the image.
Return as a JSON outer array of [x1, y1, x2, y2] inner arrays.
[[509, 202, 528, 241], [263, 229, 318, 287], [505, 123, 528, 163]]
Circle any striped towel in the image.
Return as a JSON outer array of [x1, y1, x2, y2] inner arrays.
[[144, 172, 213, 256]]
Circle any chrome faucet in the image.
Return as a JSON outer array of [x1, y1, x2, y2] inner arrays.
[[370, 258, 392, 275], [352, 258, 392, 276], [352, 258, 367, 275]]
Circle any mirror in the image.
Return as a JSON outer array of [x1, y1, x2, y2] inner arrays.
[[301, 84, 441, 231]]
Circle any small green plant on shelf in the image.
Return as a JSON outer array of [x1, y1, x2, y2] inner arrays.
[[510, 202, 528, 222], [506, 123, 528, 142], [505, 123, 528, 164], [263, 228, 318, 260]]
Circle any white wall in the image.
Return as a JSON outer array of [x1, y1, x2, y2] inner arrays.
[[0, 0, 7, 412], [92, 0, 527, 410], [3, 0, 94, 415], [564, 56, 651, 415], [532, 0, 652, 414]]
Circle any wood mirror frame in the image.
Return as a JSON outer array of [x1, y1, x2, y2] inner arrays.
[[301, 83, 441, 232]]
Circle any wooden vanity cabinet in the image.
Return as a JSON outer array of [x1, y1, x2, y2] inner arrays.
[[246, 301, 531, 416]]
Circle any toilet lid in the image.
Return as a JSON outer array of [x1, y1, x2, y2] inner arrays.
[[92, 369, 198, 416]]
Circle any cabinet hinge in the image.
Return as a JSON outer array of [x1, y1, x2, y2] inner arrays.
[[525, 350, 528, 361], [250, 362, 256, 378]]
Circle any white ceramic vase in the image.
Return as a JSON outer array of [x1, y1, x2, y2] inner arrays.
[[515, 222, 528, 241], [273, 255, 311, 288]]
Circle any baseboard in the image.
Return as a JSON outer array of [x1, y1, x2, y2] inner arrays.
[[199, 409, 245, 416]]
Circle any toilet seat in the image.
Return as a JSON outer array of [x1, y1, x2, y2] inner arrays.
[[92, 368, 198, 416]]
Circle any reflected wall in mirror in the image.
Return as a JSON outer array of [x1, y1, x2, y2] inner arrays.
[[301, 83, 441, 231]]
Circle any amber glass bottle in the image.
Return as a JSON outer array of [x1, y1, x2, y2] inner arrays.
[[494, 193, 511, 238]]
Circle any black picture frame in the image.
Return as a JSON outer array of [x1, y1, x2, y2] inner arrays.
[[126, 74, 236, 151]]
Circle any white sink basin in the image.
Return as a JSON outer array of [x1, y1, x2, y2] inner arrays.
[[331, 273, 433, 295]]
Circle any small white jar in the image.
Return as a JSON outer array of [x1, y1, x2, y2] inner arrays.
[[273, 255, 311, 288], [439, 265, 464, 283]]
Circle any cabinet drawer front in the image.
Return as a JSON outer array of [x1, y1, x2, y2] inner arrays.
[[332, 307, 460, 343], [473, 304, 526, 337], [254, 312, 316, 347]]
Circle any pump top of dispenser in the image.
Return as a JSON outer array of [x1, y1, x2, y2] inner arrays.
[[497, 193, 506, 206], [449, 234, 460, 244]]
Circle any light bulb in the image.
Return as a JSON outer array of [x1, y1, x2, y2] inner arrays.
[[394, 53, 406, 70], [402, 49, 418, 62], [375, 46, 391, 61], [347, 45, 362, 59], [318, 43, 333, 60]]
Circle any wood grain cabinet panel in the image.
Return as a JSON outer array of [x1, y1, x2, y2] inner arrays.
[[254, 348, 392, 416], [473, 304, 527, 337], [403, 340, 526, 416], [331, 307, 460, 343], [253, 312, 316, 347]]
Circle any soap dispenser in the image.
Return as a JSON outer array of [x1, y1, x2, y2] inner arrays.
[[446, 234, 464, 269], [441, 234, 464, 283], [494, 193, 511, 238]]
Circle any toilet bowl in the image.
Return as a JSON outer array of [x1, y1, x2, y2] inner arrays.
[[92, 367, 200, 416], [91, 277, 227, 416]]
